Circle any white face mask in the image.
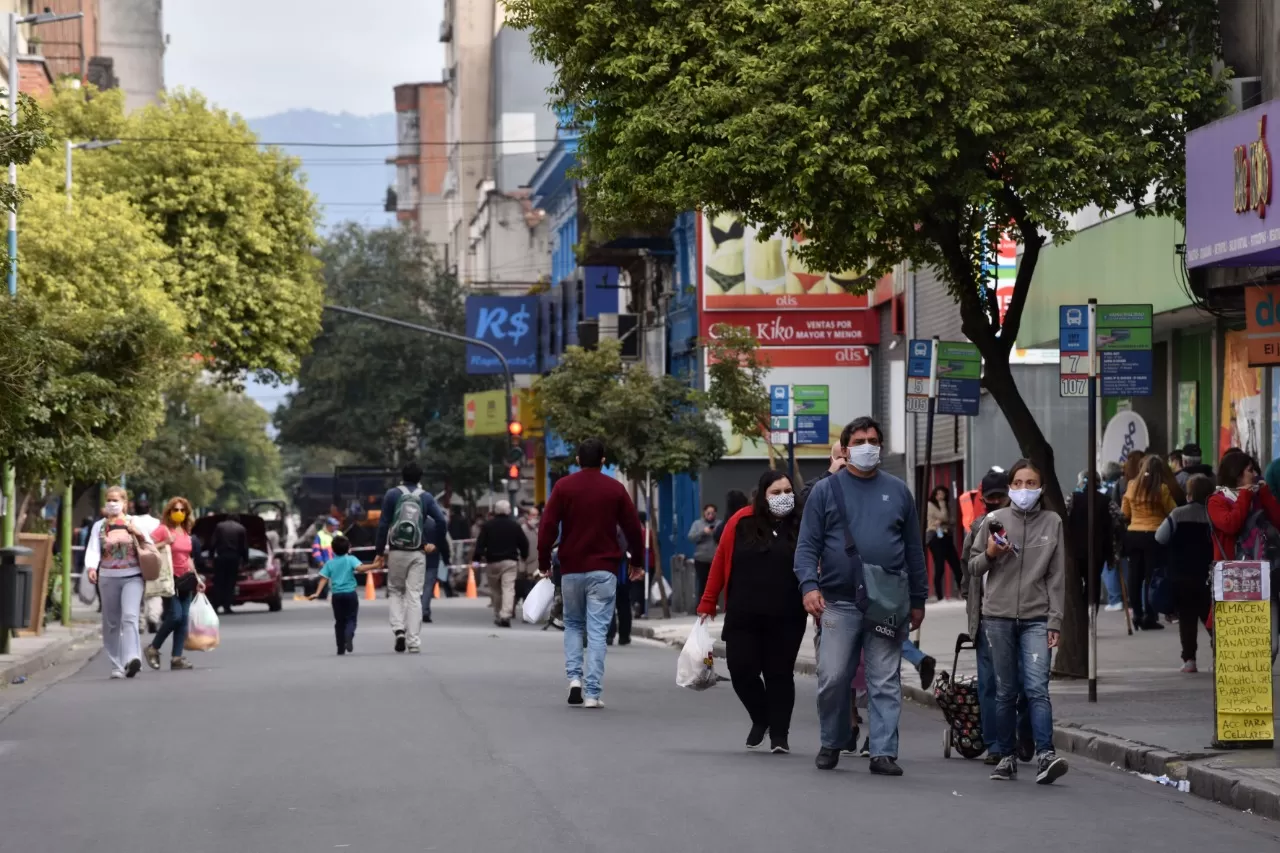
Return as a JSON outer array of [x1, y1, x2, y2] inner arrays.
[[1009, 488, 1041, 511], [766, 493, 795, 517], [848, 444, 881, 472], [105, 500, 124, 517]]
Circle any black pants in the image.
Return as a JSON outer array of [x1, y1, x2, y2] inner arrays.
[[331, 592, 359, 650], [927, 535, 961, 599], [694, 560, 712, 604], [607, 580, 633, 644], [1173, 574, 1212, 662], [723, 611, 807, 739], [212, 554, 240, 613], [1125, 531, 1160, 626]]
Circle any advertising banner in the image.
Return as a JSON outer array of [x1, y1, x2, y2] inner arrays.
[[1220, 330, 1264, 461], [465, 295, 539, 375], [1211, 561, 1274, 746], [701, 310, 879, 346], [1244, 284, 1280, 365]]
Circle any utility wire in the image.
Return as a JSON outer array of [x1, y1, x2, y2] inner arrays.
[[114, 137, 565, 148]]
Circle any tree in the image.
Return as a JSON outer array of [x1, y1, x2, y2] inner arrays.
[[45, 86, 324, 383], [274, 223, 502, 500], [704, 324, 774, 458], [535, 339, 726, 481], [510, 0, 1225, 674]]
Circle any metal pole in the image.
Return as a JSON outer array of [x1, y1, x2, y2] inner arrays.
[[3, 13, 18, 550], [65, 139, 72, 212], [60, 481, 72, 626], [1087, 299, 1099, 702], [920, 336, 939, 542]]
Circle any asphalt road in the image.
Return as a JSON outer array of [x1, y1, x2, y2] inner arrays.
[[1, 597, 1277, 853]]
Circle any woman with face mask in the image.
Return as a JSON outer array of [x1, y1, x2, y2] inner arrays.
[[968, 459, 1068, 786], [696, 470, 806, 754], [145, 497, 203, 671], [84, 486, 148, 679]]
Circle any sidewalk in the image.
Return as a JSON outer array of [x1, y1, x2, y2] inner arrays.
[[0, 619, 101, 686], [635, 601, 1280, 818]]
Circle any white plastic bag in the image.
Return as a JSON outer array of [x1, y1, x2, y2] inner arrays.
[[185, 593, 220, 651], [649, 575, 673, 604], [521, 577, 555, 624], [676, 619, 718, 690]]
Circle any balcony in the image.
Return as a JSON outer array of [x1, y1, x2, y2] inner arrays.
[[439, 20, 452, 43]]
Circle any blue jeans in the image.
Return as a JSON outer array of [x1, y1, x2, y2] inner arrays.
[[975, 621, 1031, 750], [901, 638, 925, 669], [983, 618, 1054, 757], [1101, 561, 1123, 606], [151, 590, 193, 659], [815, 600, 903, 758], [562, 571, 617, 698]]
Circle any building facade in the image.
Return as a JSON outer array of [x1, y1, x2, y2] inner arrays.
[[388, 82, 450, 251], [98, 0, 162, 111]]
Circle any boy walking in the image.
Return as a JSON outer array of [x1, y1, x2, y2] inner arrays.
[[309, 536, 361, 655]]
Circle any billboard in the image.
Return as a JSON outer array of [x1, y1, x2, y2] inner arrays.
[[465, 295, 539, 375], [464, 388, 542, 437]]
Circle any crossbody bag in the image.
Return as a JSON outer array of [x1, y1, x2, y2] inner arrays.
[[829, 479, 912, 641]]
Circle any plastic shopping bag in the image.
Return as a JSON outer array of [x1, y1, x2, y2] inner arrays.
[[676, 619, 718, 690], [649, 575, 673, 604], [185, 593, 220, 652], [521, 577, 555, 624]]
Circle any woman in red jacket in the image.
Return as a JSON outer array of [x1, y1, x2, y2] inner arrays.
[[697, 470, 806, 754], [1206, 450, 1280, 560]]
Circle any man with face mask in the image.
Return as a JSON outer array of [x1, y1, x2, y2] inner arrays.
[[795, 416, 928, 776]]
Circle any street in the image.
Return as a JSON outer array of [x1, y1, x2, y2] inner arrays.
[[0, 598, 1276, 853]]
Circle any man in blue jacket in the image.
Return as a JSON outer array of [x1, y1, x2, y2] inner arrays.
[[795, 416, 928, 776], [372, 462, 448, 653]]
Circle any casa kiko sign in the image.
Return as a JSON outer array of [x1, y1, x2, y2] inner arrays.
[[1186, 100, 1280, 269], [700, 310, 879, 347]]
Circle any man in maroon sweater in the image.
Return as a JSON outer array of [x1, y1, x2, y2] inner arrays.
[[538, 438, 646, 708]]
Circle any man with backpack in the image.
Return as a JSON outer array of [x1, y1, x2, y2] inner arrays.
[[373, 461, 449, 653]]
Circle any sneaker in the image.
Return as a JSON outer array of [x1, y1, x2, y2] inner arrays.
[[567, 679, 584, 706], [1105, 602, 1123, 611], [422, 613, 433, 623], [984, 752, 1004, 766], [584, 696, 604, 709], [815, 747, 840, 770], [337, 648, 346, 656], [394, 631, 406, 653], [746, 723, 768, 750], [497, 618, 511, 628], [859, 736, 871, 757], [919, 655, 937, 691], [345, 638, 354, 654], [770, 738, 790, 754], [550, 616, 565, 630], [125, 658, 142, 679], [1142, 620, 1165, 630], [869, 756, 903, 776], [407, 645, 421, 654], [841, 727, 860, 755], [990, 755, 1018, 781], [109, 670, 125, 680], [144, 646, 161, 671], [1180, 660, 1198, 673], [1036, 752, 1068, 784]]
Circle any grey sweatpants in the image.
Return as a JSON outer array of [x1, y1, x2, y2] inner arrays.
[[387, 550, 426, 650], [100, 573, 144, 674]]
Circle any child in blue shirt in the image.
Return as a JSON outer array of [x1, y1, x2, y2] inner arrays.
[[309, 536, 361, 654]]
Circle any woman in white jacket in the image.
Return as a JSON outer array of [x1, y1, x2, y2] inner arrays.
[[85, 486, 147, 679]]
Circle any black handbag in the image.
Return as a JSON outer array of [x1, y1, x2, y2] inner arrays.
[[175, 569, 200, 597]]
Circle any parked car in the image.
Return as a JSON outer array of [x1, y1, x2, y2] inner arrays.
[[191, 513, 284, 612]]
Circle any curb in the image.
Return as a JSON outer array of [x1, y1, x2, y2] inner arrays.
[[635, 623, 1280, 819], [0, 625, 102, 687]]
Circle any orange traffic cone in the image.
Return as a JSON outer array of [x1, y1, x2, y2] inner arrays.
[[365, 568, 376, 601], [465, 565, 478, 599], [432, 580, 440, 599]]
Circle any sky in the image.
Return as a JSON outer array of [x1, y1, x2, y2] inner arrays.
[[164, 0, 445, 119]]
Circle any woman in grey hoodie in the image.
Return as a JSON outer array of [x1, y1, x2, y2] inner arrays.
[[968, 458, 1068, 786]]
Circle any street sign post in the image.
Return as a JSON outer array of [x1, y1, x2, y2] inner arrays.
[[1085, 300, 1099, 703], [935, 341, 982, 416], [1061, 303, 1153, 398], [906, 339, 934, 413]]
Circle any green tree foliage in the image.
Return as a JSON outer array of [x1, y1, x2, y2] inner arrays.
[[45, 86, 324, 382], [0, 90, 51, 272], [274, 223, 502, 499], [129, 374, 284, 510], [704, 325, 772, 445], [511, 0, 1225, 672], [535, 339, 726, 480]]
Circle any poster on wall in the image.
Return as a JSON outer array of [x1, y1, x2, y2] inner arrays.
[[1220, 331, 1264, 461], [1176, 381, 1198, 448]]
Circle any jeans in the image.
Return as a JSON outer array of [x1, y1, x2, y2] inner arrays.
[[331, 592, 359, 650], [815, 600, 903, 758], [724, 611, 807, 739], [983, 617, 1054, 757], [100, 573, 143, 674], [151, 590, 194, 658], [901, 638, 925, 669], [975, 622, 1031, 751], [561, 570, 617, 698], [1101, 561, 1124, 606], [387, 550, 426, 649]]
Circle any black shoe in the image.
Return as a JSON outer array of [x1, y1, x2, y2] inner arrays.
[[394, 631, 406, 653], [1143, 620, 1165, 630], [1035, 752, 1068, 785], [1017, 735, 1035, 763], [498, 618, 511, 628], [984, 752, 1004, 766], [606, 637, 615, 646], [125, 658, 141, 678], [337, 648, 345, 655], [919, 655, 936, 690], [345, 638, 354, 653], [422, 613, 433, 623], [746, 723, 768, 750], [618, 638, 631, 646], [841, 727, 861, 756], [869, 756, 903, 776], [771, 738, 790, 754], [815, 747, 840, 770], [990, 755, 1018, 781], [859, 736, 871, 757]]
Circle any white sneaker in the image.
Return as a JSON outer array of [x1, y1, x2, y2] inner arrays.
[[1104, 603, 1123, 612], [407, 645, 421, 654], [109, 670, 125, 679], [567, 679, 583, 706], [584, 696, 604, 709]]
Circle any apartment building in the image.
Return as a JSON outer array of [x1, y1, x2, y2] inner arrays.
[[388, 82, 450, 253], [99, 0, 163, 111]]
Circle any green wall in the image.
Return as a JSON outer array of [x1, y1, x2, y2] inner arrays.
[[1174, 330, 1215, 458], [1017, 213, 1190, 348]]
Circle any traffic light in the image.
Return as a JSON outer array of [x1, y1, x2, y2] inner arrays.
[[507, 464, 521, 480], [508, 420, 523, 437], [506, 444, 525, 465]]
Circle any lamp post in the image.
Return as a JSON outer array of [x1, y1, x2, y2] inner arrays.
[[3, 8, 86, 550], [65, 138, 122, 210]]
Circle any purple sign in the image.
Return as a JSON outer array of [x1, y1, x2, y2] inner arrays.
[[1186, 99, 1280, 268]]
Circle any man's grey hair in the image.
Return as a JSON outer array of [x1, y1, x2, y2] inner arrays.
[[494, 499, 512, 516]]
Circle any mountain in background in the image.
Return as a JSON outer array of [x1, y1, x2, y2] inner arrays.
[[248, 110, 396, 232]]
